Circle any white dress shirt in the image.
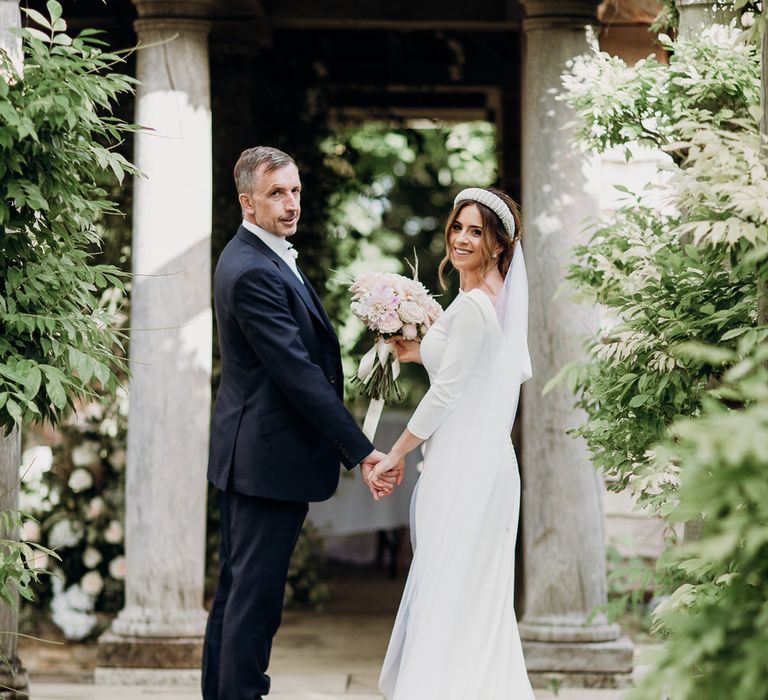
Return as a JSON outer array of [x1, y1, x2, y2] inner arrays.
[[241, 219, 304, 284]]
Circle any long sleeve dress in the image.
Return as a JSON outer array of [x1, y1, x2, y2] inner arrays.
[[378, 288, 535, 700]]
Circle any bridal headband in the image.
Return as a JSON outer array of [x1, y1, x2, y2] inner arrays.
[[453, 188, 516, 239]]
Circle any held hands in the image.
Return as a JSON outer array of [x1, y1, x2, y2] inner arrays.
[[369, 451, 405, 493], [385, 336, 422, 364], [360, 449, 405, 501]]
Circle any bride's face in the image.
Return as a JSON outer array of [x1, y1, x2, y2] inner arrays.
[[448, 204, 484, 273]]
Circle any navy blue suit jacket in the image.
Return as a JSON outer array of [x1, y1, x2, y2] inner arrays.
[[207, 227, 374, 502]]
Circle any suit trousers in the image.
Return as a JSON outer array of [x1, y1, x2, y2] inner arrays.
[[202, 489, 309, 700]]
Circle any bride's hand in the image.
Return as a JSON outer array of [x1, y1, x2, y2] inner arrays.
[[370, 452, 405, 490], [386, 336, 422, 364]]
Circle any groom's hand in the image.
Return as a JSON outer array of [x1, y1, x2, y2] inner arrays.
[[361, 450, 398, 501]]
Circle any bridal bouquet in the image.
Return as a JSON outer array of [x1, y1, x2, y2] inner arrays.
[[349, 271, 442, 439]]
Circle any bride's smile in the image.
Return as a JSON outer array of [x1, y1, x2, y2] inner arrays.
[[449, 204, 484, 270]]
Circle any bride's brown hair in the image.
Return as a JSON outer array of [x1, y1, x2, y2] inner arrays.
[[437, 187, 523, 291]]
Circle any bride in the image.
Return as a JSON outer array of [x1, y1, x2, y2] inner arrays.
[[370, 187, 536, 700]]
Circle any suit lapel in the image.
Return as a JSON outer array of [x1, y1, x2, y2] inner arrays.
[[300, 270, 338, 341], [236, 228, 338, 344]]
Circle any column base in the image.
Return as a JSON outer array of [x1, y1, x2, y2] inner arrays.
[[529, 669, 634, 690], [96, 629, 203, 671], [523, 636, 634, 687], [0, 661, 29, 699], [520, 613, 621, 643]]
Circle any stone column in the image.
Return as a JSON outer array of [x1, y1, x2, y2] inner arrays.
[[676, 0, 737, 37], [0, 4, 28, 697], [0, 429, 28, 699], [96, 1, 213, 684], [519, 0, 633, 687]]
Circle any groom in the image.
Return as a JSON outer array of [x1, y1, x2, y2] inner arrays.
[[202, 146, 401, 700]]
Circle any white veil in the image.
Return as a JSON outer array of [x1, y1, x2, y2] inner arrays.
[[492, 239, 532, 434]]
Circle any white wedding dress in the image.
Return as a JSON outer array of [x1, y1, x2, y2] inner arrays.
[[379, 246, 535, 700]]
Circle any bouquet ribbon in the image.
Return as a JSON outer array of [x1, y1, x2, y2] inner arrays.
[[357, 337, 400, 441]]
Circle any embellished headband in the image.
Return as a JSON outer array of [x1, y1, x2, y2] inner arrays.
[[453, 188, 516, 239]]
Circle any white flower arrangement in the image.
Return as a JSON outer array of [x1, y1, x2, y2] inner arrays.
[[349, 269, 442, 438], [21, 398, 128, 640], [50, 579, 98, 641]]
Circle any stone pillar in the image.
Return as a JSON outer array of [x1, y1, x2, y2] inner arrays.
[[0, 429, 29, 699], [96, 1, 213, 684], [676, 0, 736, 37], [519, 0, 633, 687], [0, 0, 22, 72], [0, 4, 28, 697]]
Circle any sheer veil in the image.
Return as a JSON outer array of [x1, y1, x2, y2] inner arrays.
[[492, 239, 532, 434]]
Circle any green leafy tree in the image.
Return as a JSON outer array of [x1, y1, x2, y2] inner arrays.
[[0, 1, 136, 431], [559, 13, 768, 699], [0, 0, 136, 623]]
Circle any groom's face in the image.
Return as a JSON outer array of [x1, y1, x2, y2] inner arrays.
[[241, 163, 302, 238]]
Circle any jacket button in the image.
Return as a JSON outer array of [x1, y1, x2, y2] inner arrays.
[[329, 377, 336, 385]]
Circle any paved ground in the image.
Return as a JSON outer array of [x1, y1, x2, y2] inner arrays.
[[22, 567, 646, 700], [30, 683, 631, 699]]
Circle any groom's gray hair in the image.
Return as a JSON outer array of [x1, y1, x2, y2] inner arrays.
[[234, 146, 296, 195]]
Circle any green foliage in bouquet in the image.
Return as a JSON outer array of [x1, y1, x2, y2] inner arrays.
[[559, 14, 768, 698], [0, 1, 137, 432]]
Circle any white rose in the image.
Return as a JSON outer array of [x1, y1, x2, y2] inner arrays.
[[82, 547, 102, 569], [21, 520, 41, 542], [20, 445, 53, 484], [104, 520, 123, 545], [81, 571, 104, 597], [86, 497, 105, 521], [108, 556, 126, 580], [402, 324, 418, 341], [71, 441, 100, 468], [378, 312, 403, 335], [67, 468, 93, 493], [398, 300, 425, 325]]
